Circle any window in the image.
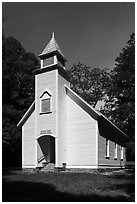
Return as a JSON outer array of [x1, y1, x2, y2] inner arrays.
[[114, 143, 117, 159], [41, 98, 50, 113], [105, 139, 109, 158], [42, 57, 54, 68], [121, 146, 124, 160], [40, 91, 52, 114]]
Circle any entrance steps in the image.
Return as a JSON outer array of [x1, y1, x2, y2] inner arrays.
[[39, 163, 66, 172], [41, 162, 55, 172]]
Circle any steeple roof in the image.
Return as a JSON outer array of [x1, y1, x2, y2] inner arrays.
[[39, 33, 66, 60]]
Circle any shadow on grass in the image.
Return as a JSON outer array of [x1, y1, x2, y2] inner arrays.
[[3, 179, 133, 202], [114, 183, 134, 199], [108, 169, 135, 180], [2, 169, 22, 177]]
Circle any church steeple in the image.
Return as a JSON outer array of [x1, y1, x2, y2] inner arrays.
[[39, 33, 67, 69]]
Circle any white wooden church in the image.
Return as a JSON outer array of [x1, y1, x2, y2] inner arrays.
[[17, 33, 128, 169]]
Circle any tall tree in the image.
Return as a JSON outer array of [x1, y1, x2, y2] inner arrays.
[[67, 62, 110, 107], [103, 33, 135, 161], [2, 35, 40, 166]]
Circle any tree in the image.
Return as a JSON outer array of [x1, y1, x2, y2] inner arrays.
[[103, 33, 135, 161], [67, 32, 135, 161], [67, 62, 110, 107], [2, 35, 40, 166]]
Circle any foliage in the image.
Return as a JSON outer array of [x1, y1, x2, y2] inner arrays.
[[103, 33, 135, 160], [67, 63, 111, 107], [2, 28, 134, 166], [67, 33, 135, 161], [2, 35, 40, 166]]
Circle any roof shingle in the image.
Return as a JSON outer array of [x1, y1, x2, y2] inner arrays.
[[39, 32, 64, 57]]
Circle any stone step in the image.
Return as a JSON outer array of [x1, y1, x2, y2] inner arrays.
[[42, 162, 55, 171]]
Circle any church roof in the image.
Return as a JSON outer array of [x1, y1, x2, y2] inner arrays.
[[39, 33, 65, 58], [65, 85, 128, 139], [17, 101, 35, 127], [17, 85, 128, 140]]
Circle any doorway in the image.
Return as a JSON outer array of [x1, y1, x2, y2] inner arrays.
[[37, 135, 55, 166]]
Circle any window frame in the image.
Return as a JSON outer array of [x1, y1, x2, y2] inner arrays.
[[40, 91, 52, 114], [105, 138, 110, 159], [114, 143, 118, 160], [121, 146, 124, 161], [42, 56, 54, 68]]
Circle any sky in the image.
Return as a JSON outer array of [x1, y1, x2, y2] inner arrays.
[[2, 2, 135, 70]]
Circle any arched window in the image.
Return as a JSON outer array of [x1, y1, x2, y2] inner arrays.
[[40, 91, 52, 114]]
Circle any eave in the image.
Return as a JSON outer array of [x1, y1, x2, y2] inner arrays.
[[17, 101, 35, 127], [65, 85, 128, 139]]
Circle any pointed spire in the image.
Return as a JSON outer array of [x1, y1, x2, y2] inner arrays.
[[39, 32, 65, 59], [52, 32, 55, 38]]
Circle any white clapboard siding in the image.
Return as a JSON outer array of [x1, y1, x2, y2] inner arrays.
[[22, 110, 35, 167], [66, 95, 97, 167], [57, 73, 70, 167], [35, 70, 57, 137], [98, 133, 125, 167]]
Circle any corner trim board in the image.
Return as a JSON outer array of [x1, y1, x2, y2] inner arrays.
[[55, 69, 58, 167]]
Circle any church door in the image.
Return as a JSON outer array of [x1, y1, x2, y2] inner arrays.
[[37, 135, 55, 166]]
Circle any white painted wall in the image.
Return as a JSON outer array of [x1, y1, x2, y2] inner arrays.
[[35, 70, 57, 166], [57, 73, 70, 167], [35, 70, 57, 138], [66, 95, 97, 167], [22, 110, 35, 168]]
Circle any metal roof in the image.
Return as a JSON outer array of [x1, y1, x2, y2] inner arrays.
[[39, 32, 64, 57]]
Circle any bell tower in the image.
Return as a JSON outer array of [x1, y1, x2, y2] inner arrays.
[[34, 33, 70, 168], [39, 32, 67, 70]]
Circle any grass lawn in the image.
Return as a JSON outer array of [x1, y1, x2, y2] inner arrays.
[[2, 168, 135, 202]]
